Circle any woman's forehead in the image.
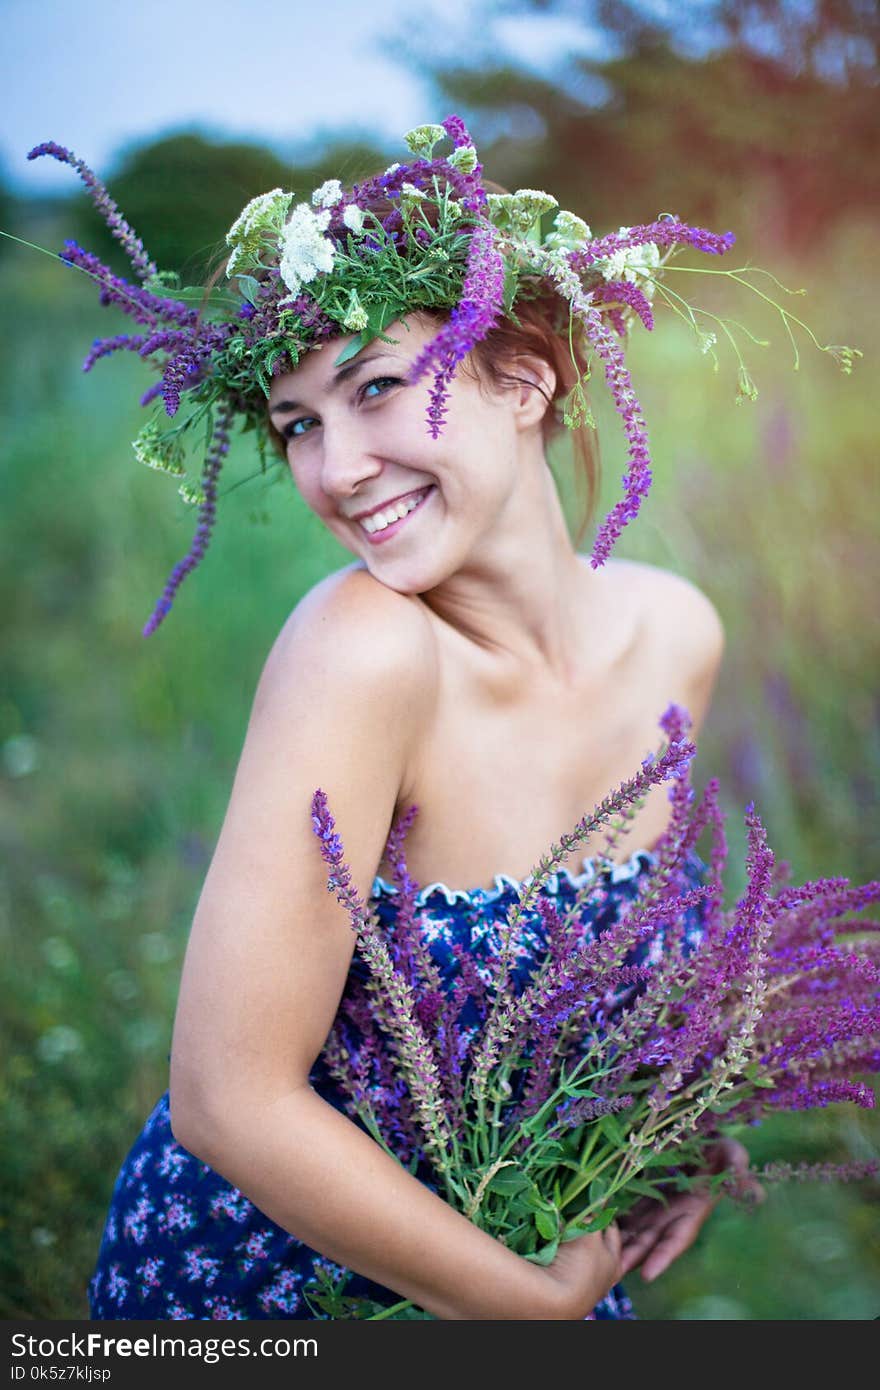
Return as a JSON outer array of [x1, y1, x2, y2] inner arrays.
[[267, 316, 434, 401]]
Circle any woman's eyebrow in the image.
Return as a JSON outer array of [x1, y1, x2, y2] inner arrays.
[[269, 353, 396, 416]]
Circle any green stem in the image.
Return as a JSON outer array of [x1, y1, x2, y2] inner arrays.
[[368, 1297, 415, 1320]]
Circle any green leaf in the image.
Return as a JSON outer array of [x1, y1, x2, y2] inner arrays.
[[535, 1208, 559, 1241], [526, 1238, 560, 1267], [502, 264, 519, 315], [486, 1169, 531, 1196], [588, 1176, 609, 1207], [236, 275, 260, 306], [569, 1206, 618, 1236], [560, 1074, 600, 1098], [639, 1147, 680, 1167], [520, 1184, 553, 1213], [598, 1114, 626, 1146], [333, 331, 369, 366], [709, 1093, 744, 1114], [507, 1196, 536, 1221], [743, 1063, 775, 1088], [530, 1141, 569, 1163], [622, 1178, 665, 1202]]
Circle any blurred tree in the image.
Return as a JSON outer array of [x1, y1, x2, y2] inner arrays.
[[390, 0, 878, 255], [68, 130, 390, 281]]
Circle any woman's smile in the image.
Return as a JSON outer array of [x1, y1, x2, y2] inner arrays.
[[354, 484, 436, 544]]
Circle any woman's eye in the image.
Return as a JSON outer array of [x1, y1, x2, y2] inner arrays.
[[282, 377, 401, 443], [282, 417, 316, 441], [361, 376, 402, 400]]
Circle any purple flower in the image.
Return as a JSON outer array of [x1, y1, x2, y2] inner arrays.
[[406, 220, 506, 436], [591, 279, 655, 332], [141, 403, 232, 637], [82, 333, 147, 373], [58, 242, 197, 329], [556, 1093, 635, 1131], [570, 219, 736, 274], [29, 142, 158, 282]]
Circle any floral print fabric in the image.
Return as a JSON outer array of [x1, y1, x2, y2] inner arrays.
[[88, 847, 708, 1321]]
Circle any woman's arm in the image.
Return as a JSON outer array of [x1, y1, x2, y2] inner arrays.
[[169, 570, 619, 1319]]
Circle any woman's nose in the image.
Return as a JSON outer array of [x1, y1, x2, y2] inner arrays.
[[318, 421, 382, 500]]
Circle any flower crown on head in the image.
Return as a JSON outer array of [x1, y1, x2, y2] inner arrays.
[[26, 116, 858, 637]]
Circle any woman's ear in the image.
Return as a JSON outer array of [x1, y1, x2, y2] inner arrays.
[[506, 354, 557, 432]]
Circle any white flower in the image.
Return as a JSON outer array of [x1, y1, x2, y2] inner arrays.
[[342, 290, 369, 332], [447, 143, 477, 174], [225, 188, 292, 276], [403, 124, 446, 157], [601, 229, 660, 287], [311, 178, 343, 209], [278, 203, 336, 302], [399, 182, 427, 213], [178, 481, 206, 507], [132, 423, 184, 475], [545, 209, 592, 251], [383, 162, 401, 177], [342, 204, 365, 233], [489, 188, 557, 237]]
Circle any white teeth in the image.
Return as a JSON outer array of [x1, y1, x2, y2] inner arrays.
[[360, 488, 429, 534]]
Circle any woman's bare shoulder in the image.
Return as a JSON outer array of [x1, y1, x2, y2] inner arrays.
[[261, 561, 439, 710], [604, 557, 725, 665]]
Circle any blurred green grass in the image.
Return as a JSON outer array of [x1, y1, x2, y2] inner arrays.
[[1, 220, 877, 1319]]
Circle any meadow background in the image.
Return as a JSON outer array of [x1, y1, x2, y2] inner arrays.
[[1, 0, 877, 1320]]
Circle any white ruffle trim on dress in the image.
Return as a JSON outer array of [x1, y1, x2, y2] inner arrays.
[[371, 848, 662, 908]]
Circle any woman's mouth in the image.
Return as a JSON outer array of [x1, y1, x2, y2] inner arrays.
[[357, 485, 435, 544]]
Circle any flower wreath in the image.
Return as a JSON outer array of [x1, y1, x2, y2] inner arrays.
[[25, 116, 857, 636]]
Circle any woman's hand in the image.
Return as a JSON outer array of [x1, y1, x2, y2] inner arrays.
[[617, 1138, 764, 1283], [534, 1223, 625, 1318]]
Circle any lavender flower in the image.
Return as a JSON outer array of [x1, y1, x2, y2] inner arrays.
[[28, 142, 158, 281], [309, 791, 458, 1179], [591, 279, 655, 332], [406, 221, 506, 436], [556, 1094, 635, 1130], [570, 218, 736, 273], [58, 242, 197, 329], [142, 403, 232, 637]]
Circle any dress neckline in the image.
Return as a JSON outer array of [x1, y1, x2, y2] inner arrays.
[[371, 846, 662, 908]]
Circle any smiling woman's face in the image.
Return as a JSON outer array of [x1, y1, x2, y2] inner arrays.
[[267, 313, 532, 594]]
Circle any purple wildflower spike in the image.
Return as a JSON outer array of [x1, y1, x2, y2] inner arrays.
[[570, 218, 736, 273], [579, 302, 653, 566], [142, 403, 232, 637], [591, 279, 655, 332], [309, 790, 457, 1175], [83, 333, 148, 372], [556, 1094, 634, 1131], [406, 221, 506, 436], [28, 142, 158, 282], [58, 242, 197, 329]]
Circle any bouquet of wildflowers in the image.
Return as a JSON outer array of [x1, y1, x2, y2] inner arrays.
[[305, 703, 879, 1318]]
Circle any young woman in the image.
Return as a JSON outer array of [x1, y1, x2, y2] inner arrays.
[[88, 298, 756, 1318], [30, 120, 760, 1320]]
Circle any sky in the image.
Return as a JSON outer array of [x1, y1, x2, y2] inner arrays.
[[2, 0, 613, 195]]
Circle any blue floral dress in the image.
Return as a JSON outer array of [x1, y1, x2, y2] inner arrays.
[[88, 847, 708, 1321]]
